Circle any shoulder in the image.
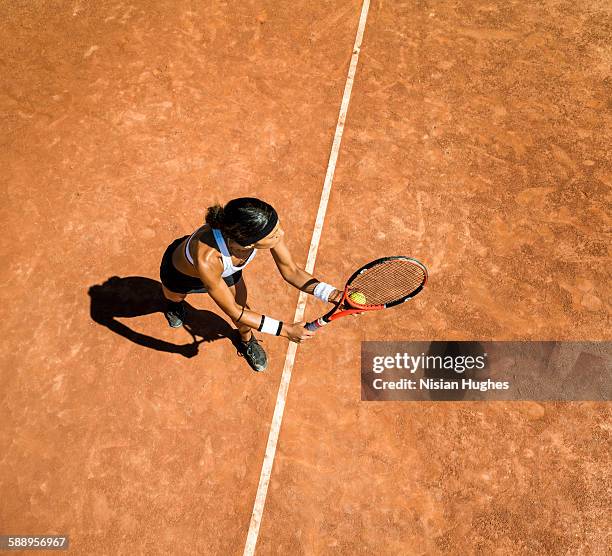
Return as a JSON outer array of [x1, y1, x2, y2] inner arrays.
[[271, 236, 291, 257], [194, 227, 224, 275]]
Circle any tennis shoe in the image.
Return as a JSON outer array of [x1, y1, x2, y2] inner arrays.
[[238, 334, 268, 372], [165, 301, 186, 328]]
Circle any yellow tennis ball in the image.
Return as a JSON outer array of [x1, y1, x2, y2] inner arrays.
[[349, 291, 367, 304]]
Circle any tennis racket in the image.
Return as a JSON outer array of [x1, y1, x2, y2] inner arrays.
[[305, 256, 428, 332]]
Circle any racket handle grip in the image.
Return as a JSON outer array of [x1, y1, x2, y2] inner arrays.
[[305, 318, 326, 332]]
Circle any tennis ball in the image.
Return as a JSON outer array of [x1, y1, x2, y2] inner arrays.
[[349, 291, 367, 304]]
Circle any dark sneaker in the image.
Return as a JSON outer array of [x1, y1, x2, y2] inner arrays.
[[237, 334, 268, 372], [165, 301, 186, 328]]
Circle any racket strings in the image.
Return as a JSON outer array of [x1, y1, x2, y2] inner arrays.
[[350, 259, 426, 306]]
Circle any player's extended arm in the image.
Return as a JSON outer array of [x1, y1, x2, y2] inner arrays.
[[195, 258, 312, 342], [196, 260, 269, 329], [271, 237, 342, 303]]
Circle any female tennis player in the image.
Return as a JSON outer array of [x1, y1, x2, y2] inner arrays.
[[159, 197, 342, 372]]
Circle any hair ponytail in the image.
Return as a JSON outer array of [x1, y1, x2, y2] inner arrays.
[[205, 204, 225, 229]]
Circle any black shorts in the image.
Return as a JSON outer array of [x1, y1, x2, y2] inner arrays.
[[159, 235, 242, 294]]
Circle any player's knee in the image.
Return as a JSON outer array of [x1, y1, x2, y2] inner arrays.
[[162, 285, 186, 302]]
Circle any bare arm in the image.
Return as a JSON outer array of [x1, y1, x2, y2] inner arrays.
[[195, 256, 314, 342], [196, 259, 269, 330], [271, 237, 342, 302]]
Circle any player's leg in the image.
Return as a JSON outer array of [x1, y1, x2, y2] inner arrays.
[[162, 284, 186, 303], [229, 275, 268, 372], [228, 278, 252, 342], [162, 285, 188, 328], [160, 237, 193, 328]]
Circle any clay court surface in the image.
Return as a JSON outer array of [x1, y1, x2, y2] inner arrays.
[[1, 1, 610, 554]]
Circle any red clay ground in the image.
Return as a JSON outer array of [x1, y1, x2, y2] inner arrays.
[[1, 1, 610, 555]]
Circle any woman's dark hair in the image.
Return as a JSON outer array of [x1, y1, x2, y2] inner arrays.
[[205, 197, 278, 246]]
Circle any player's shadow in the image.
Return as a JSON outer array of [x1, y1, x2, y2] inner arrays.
[[88, 276, 240, 358]]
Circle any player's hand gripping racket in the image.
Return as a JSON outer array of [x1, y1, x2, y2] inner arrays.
[[305, 256, 428, 332]]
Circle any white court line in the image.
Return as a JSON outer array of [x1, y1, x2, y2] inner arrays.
[[243, 1, 371, 554]]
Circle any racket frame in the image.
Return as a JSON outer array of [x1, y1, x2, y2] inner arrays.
[[306, 256, 428, 331]]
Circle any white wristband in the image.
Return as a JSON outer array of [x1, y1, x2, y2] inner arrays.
[[313, 282, 335, 302], [258, 315, 283, 336]]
